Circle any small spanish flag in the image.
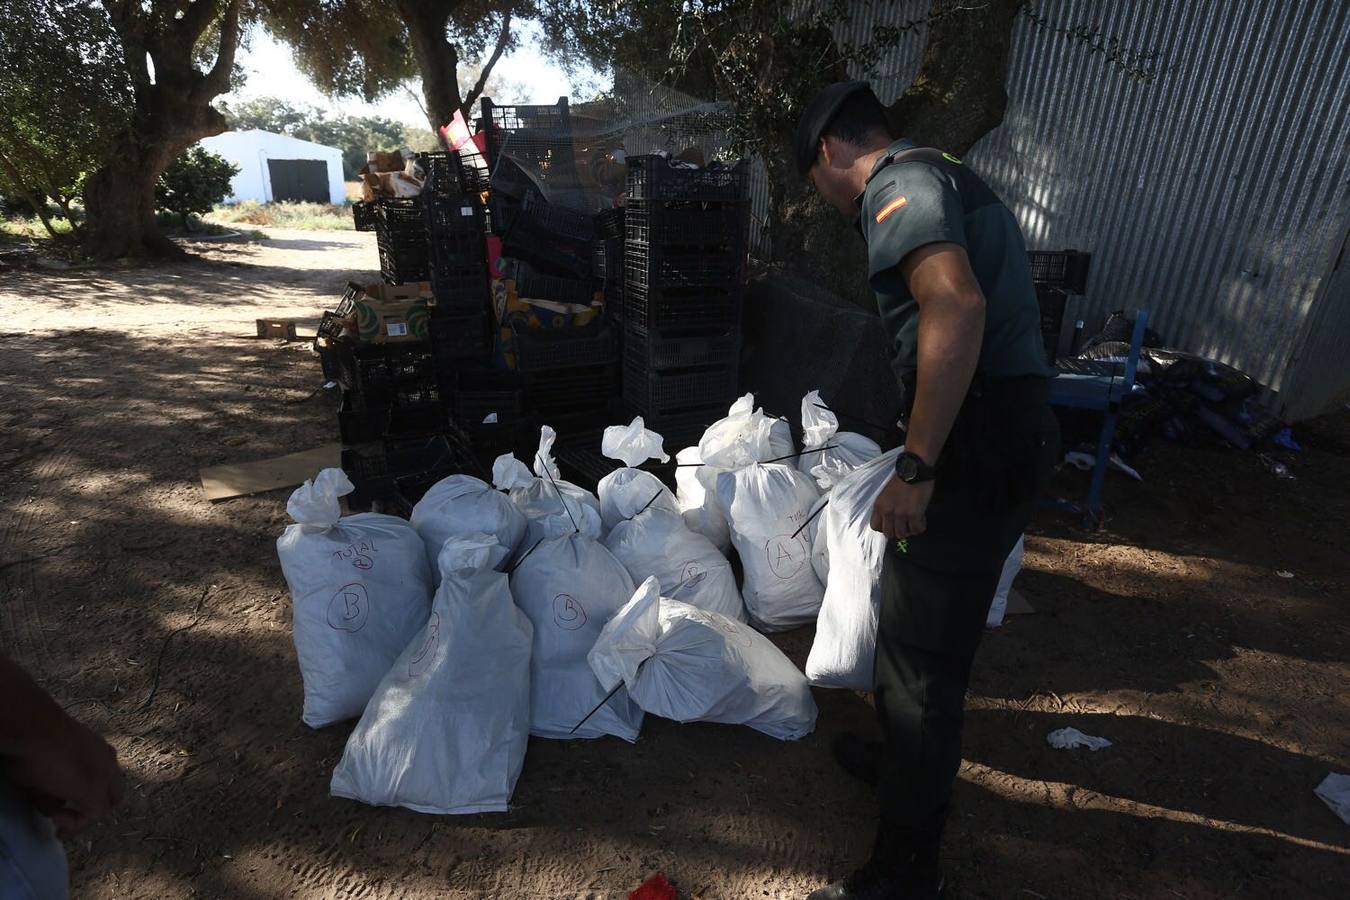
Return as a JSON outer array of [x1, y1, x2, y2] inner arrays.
[[439, 109, 474, 151], [875, 195, 909, 223]]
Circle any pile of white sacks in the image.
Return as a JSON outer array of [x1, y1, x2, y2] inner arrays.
[[276, 391, 933, 816]]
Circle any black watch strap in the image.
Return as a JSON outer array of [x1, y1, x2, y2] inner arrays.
[[895, 450, 937, 484]]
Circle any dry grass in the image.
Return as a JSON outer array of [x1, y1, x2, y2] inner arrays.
[[207, 200, 355, 231]]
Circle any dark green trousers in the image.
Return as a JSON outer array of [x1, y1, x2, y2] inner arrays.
[[873, 378, 1058, 848]]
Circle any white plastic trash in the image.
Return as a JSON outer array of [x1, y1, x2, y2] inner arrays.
[[329, 534, 533, 814], [805, 494, 831, 587], [409, 474, 526, 582], [605, 507, 746, 622], [590, 577, 817, 740], [675, 446, 731, 553], [509, 527, 644, 741], [716, 462, 824, 631], [986, 535, 1026, 628], [1046, 727, 1112, 751], [276, 468, 433, 728], [596, 417, 677, 532], [805, 449, 901, 689], [797, 390, 882, 492]]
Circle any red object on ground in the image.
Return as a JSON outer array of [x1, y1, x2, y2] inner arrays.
[[629, 872, 677, 900]]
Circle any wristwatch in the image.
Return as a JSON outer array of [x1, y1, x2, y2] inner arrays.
[[894, 451, 936, 484]]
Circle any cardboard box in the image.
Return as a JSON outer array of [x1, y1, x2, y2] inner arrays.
[[337, 282, 434, 344]]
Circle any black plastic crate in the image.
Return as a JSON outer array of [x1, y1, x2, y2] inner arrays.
[[417, 149, 490, 196], [509, 261, 598, 307], [375, 198, 426, 235], [626, 156, 749, 204], [343, 431, 477, 513], [512, 322, 617, 372], [1028, 250, 1091, 293], [338, 391, 387, 444], [624, 199, 749, 248], [595, 208, 624, 239], [623, 360, 738, 416], [480, 97, 574, 168], [554, 438, 617, 492], [517, 189, 595, 242], [1035, 285, 1069, 336], [521, 365, 618, 414], [623, 325, 740, 372], [424, 193, 487, 238], [593, 238, 623, 280], [338, 343, 439, 407], [622, 282, 742, 334], [377, 237, 430, 284], [429, 263, 490, 306], [452, 369, 526, 425], [429, 308, 491, 366], [352, 201, 378, 232], [623, 240, 744, 290], [502, 234, 592, 279]]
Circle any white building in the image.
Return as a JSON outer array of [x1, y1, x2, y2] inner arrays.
[[198, 129, 345, 205]]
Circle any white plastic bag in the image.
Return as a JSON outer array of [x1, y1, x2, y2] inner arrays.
[[499, 428, 603, 557], [276, 469, 433, 727], [509, 529, 644, 741], [589, 577, 817, 740], [330, 534, 533, 814], [986, 534, 1025, 628], [805, 494, 831, 586], [675, 446, 731, 553], [604, 507, 745, 622], [805, 449, 901, 689], [597, 417, 677, 532], [797, 390, 882, 491], [716, 463, 824, 631], [409, 474, 526, 582], [698, 393, 794, 470]]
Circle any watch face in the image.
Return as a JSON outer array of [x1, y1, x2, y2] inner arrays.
[[897, 456, 918, 481]]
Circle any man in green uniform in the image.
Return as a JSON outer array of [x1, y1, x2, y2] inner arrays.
[[796, 82, 1059, 899]]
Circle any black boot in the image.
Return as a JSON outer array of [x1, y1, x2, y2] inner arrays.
[[807, 827, 944, 900], [831, 732, 883, 787]]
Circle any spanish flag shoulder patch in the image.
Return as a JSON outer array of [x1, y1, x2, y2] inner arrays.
[[875, 195, 908, 223]]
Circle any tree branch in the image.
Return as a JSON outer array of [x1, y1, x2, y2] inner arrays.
[[176, 0, 224, 45], [202, 0, 242, 98], [462, 12, 513, 116]]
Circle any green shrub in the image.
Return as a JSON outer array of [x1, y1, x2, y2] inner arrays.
[[156, 148, 239, 229]]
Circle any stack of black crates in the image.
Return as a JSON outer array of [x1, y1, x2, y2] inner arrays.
[[328, 148, 495, 511], [620, 156, 750, 447]]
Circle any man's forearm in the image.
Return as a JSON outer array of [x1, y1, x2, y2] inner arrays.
[[905, 293, 985, 464], [0, 653, 68, 757]]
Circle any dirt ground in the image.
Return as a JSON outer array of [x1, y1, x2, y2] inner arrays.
[[0, 229, 1346, 900]]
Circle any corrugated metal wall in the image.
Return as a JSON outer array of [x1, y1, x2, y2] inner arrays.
[[821, 0, 1350, 415]]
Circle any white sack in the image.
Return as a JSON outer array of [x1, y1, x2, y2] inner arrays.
[[805, 494, 831, 587], [797, 390, 882, 491], [604, 507, 745, 622], [276, 468, 433, 727], [410, 474, 526, 582], [597, 417, 676, 532], [675, 446, 731, 553], [330, 534, 532, 814], [589, 577, 817, 740], [509, 530, 644, 741], [986, 534, 1025, 628], [698, 393, 793, 470], [716, 463, 824, 631], [499, 428, 603, 558], [805, 449, 902, 689]]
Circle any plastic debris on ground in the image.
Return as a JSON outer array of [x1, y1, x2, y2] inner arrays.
[[330, 534, 532, 814], [509, 519, 644, 741], [276, 469, 434, 728], [805, 449, 899, 689], [1313, 772, 1350, 824], [986, 535, 1026, 629], [716, 461, 824, 632], [589, 577, 818, 740], [596, 417, 677, 531], [797, 389, 881, 492], [409, 474, 525, 583], [629, 873, 678, 900], [1046, 727, 1113, 751]]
